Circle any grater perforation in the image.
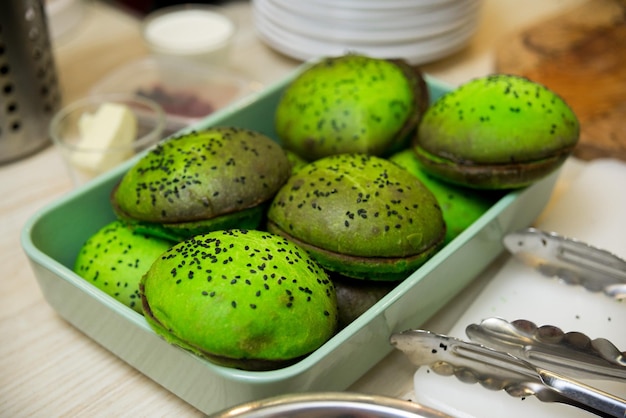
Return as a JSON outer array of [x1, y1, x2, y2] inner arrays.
[[0, 0, 62, 164]]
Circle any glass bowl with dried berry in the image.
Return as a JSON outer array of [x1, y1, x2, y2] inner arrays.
[[90, 56, 259, 134]]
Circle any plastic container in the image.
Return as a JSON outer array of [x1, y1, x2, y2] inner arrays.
[[21, 67, 561, 415], [90, 56, 259, 134]]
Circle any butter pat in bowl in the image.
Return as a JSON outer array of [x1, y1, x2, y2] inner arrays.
[[50, 93, 165, 186]]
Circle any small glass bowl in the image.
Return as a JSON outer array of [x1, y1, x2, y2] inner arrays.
[[89, 56, 259, 133], [50, 93, 165, 186]]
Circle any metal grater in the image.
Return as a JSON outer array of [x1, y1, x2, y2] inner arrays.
[[0, 0, 62, 164]]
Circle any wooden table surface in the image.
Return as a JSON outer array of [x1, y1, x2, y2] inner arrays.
[[0, 0, 594, 416]]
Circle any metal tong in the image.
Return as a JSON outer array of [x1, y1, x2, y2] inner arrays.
[[503, 228, 626, 299], [391, 323, 626, 417], [391, 229, 626, 415], [466, 317, 626, 382]]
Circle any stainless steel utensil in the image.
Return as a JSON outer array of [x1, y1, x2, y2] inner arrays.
[[466, 317, 626, 382], [0, 0, 62, 163], [503, 228, 626, 299], [210, 392, 452, 418], [390, 329, 626, 418]]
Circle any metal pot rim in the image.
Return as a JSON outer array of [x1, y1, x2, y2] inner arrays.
[[210, 391, 450, 418]]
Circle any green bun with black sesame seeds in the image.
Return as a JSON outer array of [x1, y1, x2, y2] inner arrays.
[[266, 153, 446, 281], [414, 74, 580, 189], [389, 149, 501, 244], [73, 220, 174, 314], [140, 229, 338, 371], [284, 148, 308, 174], [111, 127, 291, 241], [275, 54, 429, 161]]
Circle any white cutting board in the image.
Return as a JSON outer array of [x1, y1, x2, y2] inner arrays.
[[412, 158, 626, 418]]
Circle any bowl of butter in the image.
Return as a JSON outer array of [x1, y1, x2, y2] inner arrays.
[[50, 93, 166, 186]]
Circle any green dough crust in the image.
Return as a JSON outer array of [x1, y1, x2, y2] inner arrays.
[[74, 220, 174, 313], [414, 74, 579, 189], [275, 54, 428, 160], [266, 222, 441, 281], [140, 229, 338, 371], [389, 149, 501, 244], [267, 154, 445, 280], [120, 205, 266, 242], [112, 127, 291, 228]]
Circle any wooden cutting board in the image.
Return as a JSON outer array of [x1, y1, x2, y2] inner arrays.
[[495, 0, 626, 161]]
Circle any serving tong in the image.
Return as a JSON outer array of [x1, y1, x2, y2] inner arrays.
[[391, 229, 626, 416], [466, 317, 626, 382], [391, 324, 626, 417], [503, 227, 626, 299]]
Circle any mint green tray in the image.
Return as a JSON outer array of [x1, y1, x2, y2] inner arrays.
[[21, 68, 560, 415]]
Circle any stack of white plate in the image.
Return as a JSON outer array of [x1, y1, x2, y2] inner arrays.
[[252, 0, 482, 64]]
